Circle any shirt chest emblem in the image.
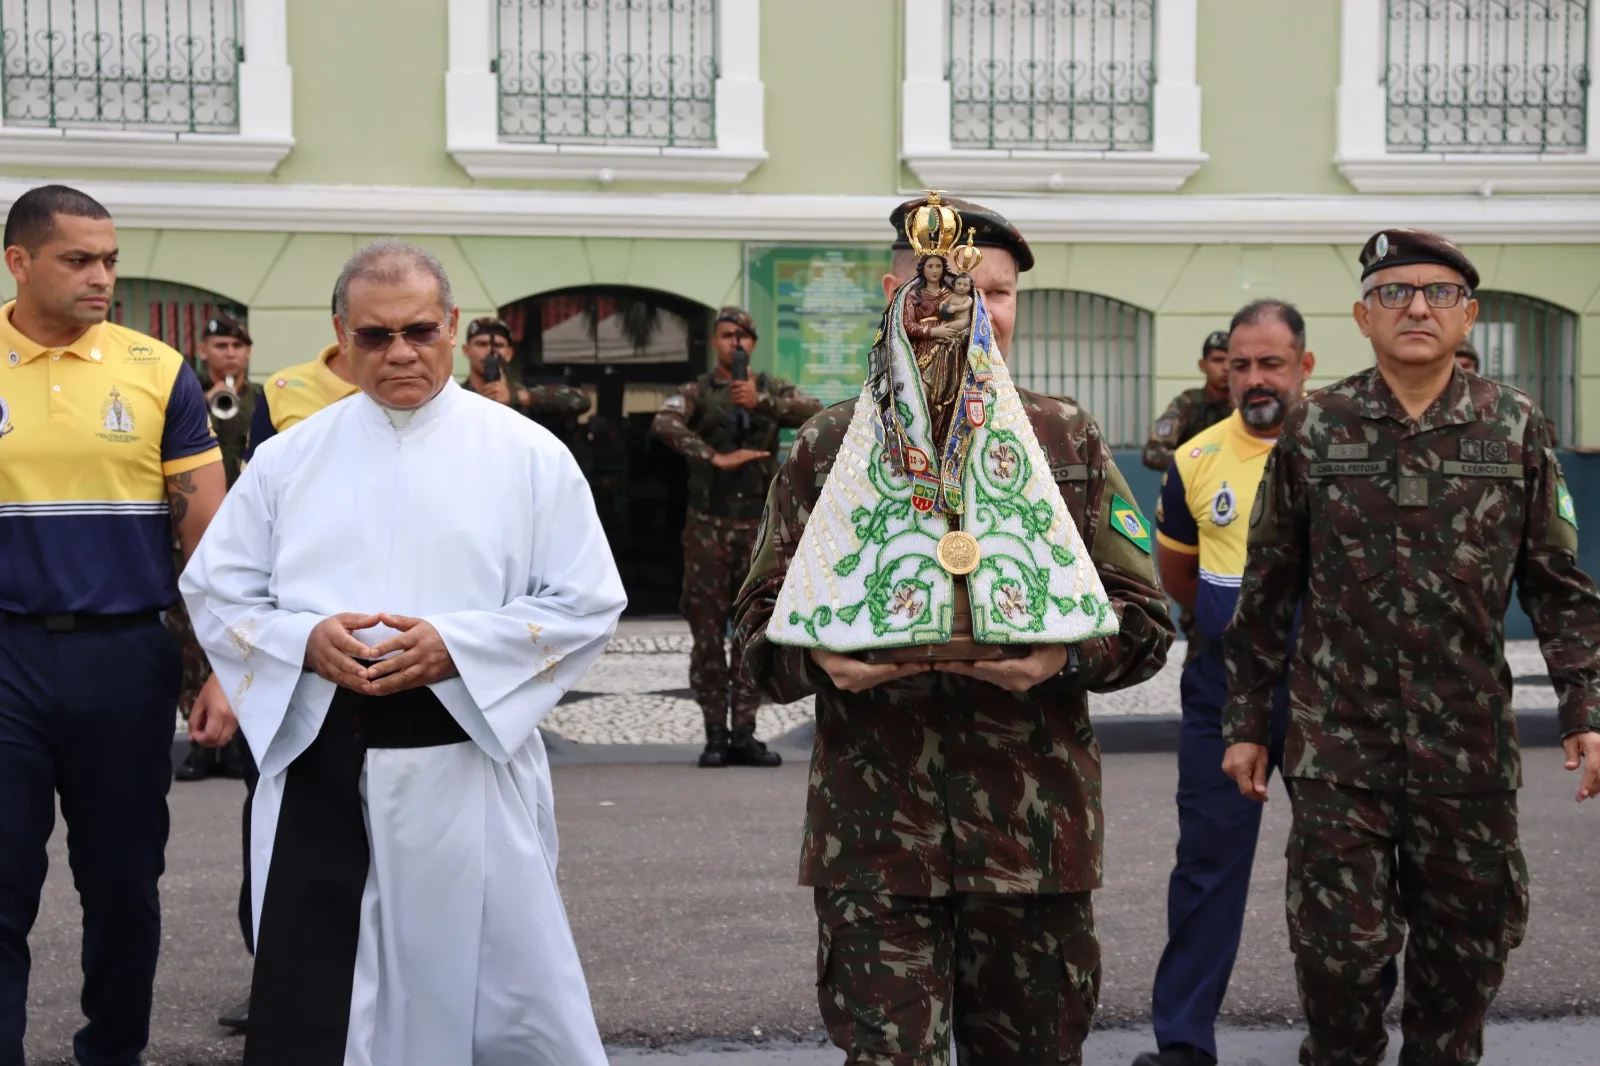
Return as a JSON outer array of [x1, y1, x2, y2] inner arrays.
[[0, 396, 12, 439], [1210, 480, 1238, 526], [97, 386, 140, 441]]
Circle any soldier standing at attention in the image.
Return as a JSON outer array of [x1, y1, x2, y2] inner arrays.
[[173, 314, 256, 782], [1223, 228, 1600, 1066], [652, 307, 821, 768], [733, 196, 1174, 1065], [0, 184, 235, 1066], [1142, 330, 1234, 472], [1454, 339, 1480, 374], [458, 315, 592, 428]]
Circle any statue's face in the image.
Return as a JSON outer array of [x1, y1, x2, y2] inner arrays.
[[922, 256, 945, 285], [953, 274, 973, 296]]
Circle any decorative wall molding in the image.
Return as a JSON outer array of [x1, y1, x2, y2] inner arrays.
[[445, 0, 766, 183], [1336, 0, 1600, 193], [8, 178, 1600, 244], [901, 0, 1205, 193], [0, 0, 293, 173]]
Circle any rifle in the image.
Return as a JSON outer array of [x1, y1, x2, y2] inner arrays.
[[729, 336, 751, 448]]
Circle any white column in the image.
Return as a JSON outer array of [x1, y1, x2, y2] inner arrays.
[[1336, 0, 1389, 159], [714, 0, 764, 155], [447, 0, 500, 150], [237, 0, 292, 142], [1150, 0, 1202, 157], [901, 0, 952, 156]]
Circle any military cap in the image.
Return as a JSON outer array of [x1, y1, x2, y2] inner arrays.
[[204, 314, 251, 346], [714, 305, 758, 340], [1202, 329, 1230, 354], [465, 316, 513, 342], [1359, 228, 1480, 291], [1456, 339, 1481, 368], [890, 193, 1035, 273]]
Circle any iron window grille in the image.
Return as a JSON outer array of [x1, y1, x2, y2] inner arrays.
[[1470, 291, 1578, 446], [1009, 289, 1153, 448]]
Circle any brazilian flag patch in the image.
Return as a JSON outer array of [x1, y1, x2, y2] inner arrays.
[[1559, 482, 1579, 529], [1110, 493, 1152, 554]]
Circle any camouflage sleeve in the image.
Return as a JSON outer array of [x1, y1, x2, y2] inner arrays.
[[1141, 394, 1189, 472], [1067, 423, 1175, 692], [1516, 411, 1600, 737], [756, 377, 825, 428], [732, 424, 825, 705], [521, 384, 591, 419], [649, 382, 716, 462], [1222, 415, 1309, 746]]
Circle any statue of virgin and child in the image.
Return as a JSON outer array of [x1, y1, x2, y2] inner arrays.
[[763, 192, 1118, 662]]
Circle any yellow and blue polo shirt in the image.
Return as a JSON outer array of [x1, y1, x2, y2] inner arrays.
[[242, 343, 359, 461], [0, 301, 220, 614], [1156, 412, 1274, 703]]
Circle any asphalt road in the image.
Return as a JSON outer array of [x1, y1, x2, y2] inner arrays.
[[22, 747, 1600, 1065]]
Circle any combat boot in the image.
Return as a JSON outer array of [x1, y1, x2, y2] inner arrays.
[[173, 741, 218, 782], [1131, 1046, 1216, 1066], [698, 724, 730, 768], [726, 723, 782, 768]]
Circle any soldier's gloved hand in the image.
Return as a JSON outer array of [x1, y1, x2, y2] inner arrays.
[[1562, 731, 1600, 803], [935, 645, 1068, 693], [1222, 742, 1270, 803], [189, 674, 239, 748], [809, 649, 928, 693], [729, 380, 759, 409]]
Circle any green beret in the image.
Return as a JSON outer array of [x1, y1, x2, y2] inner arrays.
[[1359, 228, 1480, 291], [890, 193, 1034, 273]]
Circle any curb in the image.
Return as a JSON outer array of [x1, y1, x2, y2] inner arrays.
[[171, 709, 1570, 770]]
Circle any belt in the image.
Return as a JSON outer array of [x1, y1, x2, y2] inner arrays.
[[0, 611, 161, 633]]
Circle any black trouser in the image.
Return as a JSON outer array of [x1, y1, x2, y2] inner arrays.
[[239, 745, 260, 955], [0, 614, 178, 1066]]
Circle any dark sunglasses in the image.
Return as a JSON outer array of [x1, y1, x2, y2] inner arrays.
[[348, 322, 445, 351], [1369, 282, 1470, 310]]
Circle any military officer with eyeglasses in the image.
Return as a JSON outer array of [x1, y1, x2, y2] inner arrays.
[[1223, 228, 1600, 1066]]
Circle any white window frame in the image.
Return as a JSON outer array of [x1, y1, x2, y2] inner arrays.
[[1337, 0, 1600, 193], [0, 0, 293, 173], [901, 0, 1204, 192], [446, 0, 766, 184]]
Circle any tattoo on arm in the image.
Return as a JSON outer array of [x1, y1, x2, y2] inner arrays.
[[166, 470, 197, 527]]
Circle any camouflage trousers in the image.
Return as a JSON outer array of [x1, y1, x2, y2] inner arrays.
[[680, 510, 763, 739], [815, 888, 1100, 1065], [1285, 780, 1529, 1066]]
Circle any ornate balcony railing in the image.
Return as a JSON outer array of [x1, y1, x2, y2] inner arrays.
[[1384, 0, 1591, 153], [495, 0, 717, 148], [948, 0, 1155, 151], [0, 0, 240, 132]]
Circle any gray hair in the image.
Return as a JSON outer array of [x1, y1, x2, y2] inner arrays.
[[333, 239, 455, 322]]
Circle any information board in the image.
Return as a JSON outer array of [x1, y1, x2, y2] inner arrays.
[[744, 245, 893, 408]]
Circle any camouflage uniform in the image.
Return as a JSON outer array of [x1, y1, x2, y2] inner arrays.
[[733, 390, 1174, 1064], [652, 370, 820, 746], [1224, 365, 1600, 1066], [1141, 386, 1233, 473], [462, 376, 591, 427]]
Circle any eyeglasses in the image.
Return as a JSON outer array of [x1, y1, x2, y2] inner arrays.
[[348, 322, 445, 351], [1368, 282, 1471, 310]]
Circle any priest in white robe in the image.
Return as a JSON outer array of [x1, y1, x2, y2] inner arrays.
[[180, 239, 625, 1066]]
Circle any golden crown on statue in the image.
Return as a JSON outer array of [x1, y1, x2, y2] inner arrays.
[[904, 191, 984, 275]]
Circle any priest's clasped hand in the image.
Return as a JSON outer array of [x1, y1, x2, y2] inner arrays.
[[305, 612, 459, 696]]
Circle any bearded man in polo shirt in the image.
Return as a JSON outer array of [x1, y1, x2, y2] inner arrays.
[[0, 183, 235, 1066]]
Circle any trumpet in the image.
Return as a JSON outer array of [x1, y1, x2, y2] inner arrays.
[[209, 376, 241, 420]]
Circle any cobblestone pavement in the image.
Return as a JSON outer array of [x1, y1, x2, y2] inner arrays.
[[540, 631, 1558, 746]]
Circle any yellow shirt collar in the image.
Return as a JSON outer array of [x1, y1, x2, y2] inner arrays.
[[0, 301, 109, 366]]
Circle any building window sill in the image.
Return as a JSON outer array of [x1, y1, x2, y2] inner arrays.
[[0, 127, 293, 174], [1336, 155, 1600, 194], [447, 142, 767, 184], [903, 149, 1207, 193]]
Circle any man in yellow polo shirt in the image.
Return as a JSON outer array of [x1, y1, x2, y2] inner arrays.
[[0, 184, 235, 1066], [242, 294, 360, 462]]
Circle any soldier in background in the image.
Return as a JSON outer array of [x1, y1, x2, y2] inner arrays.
[[1223, 228, 1600, 1066], [459, 315, 591, 431], [171, 314, 255, 782], [734, 197, 1174, 1065], [652, 307, 821, 768], [1455, 339, 1480, 374], [1142, 330, 1234, 472]]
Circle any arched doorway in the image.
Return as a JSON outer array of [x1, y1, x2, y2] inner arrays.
[[1010, 290, 1154, 447], [111, 278, 248, 371], [1471, 292, 1579, 447], [499, 286, 713, 616]]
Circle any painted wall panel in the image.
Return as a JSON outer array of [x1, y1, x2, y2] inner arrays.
[[457, 237, 594, 305], [145, 231, 289, 305], [1056, 245, 1196, 311], [246, 309, 339, 377], [250, 234, 360, 308], [1492, 248, 1600, 313]]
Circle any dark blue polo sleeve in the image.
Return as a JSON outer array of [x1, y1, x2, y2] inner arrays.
[[242, 385, 274, 462], [161, 362, 221, 472], [1156, 460, 1199, 549]]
